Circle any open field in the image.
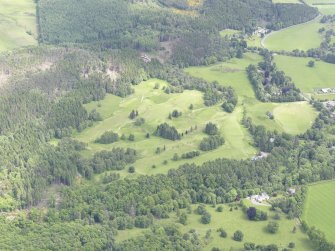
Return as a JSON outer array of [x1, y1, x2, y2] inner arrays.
[[185, 53, 317, 134], [272, 0, 301, 3], [115, 202, 313, 250], [220, 29, 240, 37], [316, 5, 335, 14], [306, 0, 335, 4], [0, 0, 37, 52], [247, 35, 262, 48], [185, 53, 261, 99], [303, 181, 335, 243], [263, 16, 324, 51], [76, 79, 257, 176], [274, 55, 335, 97], [245, 101, 317, 135]]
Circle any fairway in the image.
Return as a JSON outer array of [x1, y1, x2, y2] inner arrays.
[[0, 0, 37, 52], [274, 55, 335, 96], [303, 181, 335, 242], [263, 16, 324, 51], [76, 79, 257, 176]]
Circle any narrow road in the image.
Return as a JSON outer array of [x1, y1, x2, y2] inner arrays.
[[261, 14, 321, 48]]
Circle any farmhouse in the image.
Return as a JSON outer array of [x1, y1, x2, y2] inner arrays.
[[251, 152, 269, 161], [253, 27, 270, 37], [140, 54, 151, 63], [251, 192, 270, 203], [288, 188, 296, 195]]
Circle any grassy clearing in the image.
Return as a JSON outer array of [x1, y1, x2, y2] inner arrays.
[[115, 203, 313, 250], [316, 5, 335, 15], [246, 34, 263, 48], [303, 181, 335, 243], [0, 0, 37, 52], [76, 79, 257, 176], [306, 0, 335, 4], [246, 100, 317, 135], [220, 29, 240, 37], [185, 53, 317, 134], [263, 16, 325, 51], [185, 53, 261, 99], [274, 55, 335, 96], [272, 0, 301, 3]]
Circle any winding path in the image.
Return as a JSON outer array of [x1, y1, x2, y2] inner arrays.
[[261, 14, 321, 48]]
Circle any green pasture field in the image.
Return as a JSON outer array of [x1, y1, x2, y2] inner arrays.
[[245, 101, 317, 135], [306, 0, 335, 4], [272, 0, 301, 3], [274, 55, 335, 96], [316, 5, 335, 14], [185, 53, 317, 134], [219, 29, 240, 37], [303, 181, 335, 243], [0, 0, 37, 52], [263, 16, 325, 51], [246, 34, 262, 48], [184, 52, 262, 99], [115, 202, 313, 250], [76, 79, 257, 176]]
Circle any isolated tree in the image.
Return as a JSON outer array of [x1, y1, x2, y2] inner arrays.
[[247, 207, 257, 220], [179, 212, 187, 225], [308, 60, 315, 67], [128, 166, 135, 173], [233, 230, 244, 241], [201, 212, 211, 224], [267, 221, 279, 233], [204, 122, 219, 135]]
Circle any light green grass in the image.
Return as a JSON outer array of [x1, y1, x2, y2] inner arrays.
[[247, 34, 262, 48], [306, 0, 335, 4], [0, 0, 37, 52], [316, 5, 335, 14], [185, 53, 317, 134], [76, 79, 257, 176], [185, 53, 262, 99], [263, 16, 324, 51], [272, 0, 301, 3], [116, 203, 313, 250], [246, 100, 317, 134], [303, 181, 335, 243], [274, 55, 335, 95], [220, 29, 240, 37]]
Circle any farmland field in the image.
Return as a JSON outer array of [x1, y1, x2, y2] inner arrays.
[[263, 16, 323, 51], [185, 53, 317, 134], [246, 101, 317, 135], [274, 55, 335, 96], [303, 181, 335, 243], [0, 0, 37, 52]]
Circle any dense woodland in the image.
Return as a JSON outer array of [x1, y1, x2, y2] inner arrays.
[[0, 0, 332, 250], [247, 50, 303, 102]]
